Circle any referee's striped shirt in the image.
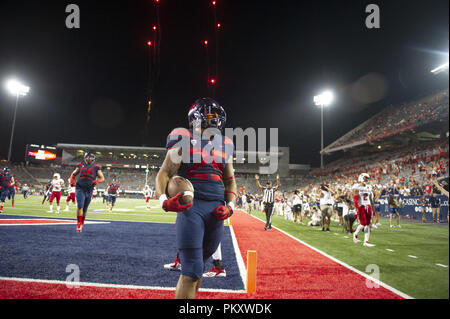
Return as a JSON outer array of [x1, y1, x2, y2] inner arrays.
[[263, 187, 275, 204]]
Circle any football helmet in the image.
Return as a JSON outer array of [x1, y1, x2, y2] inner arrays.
[[53, 173, 60, 179], [188, 97, 226, 130], [3, 167, 10, 174], [84, 152, 96, 165], [358, 173, 370, 183]]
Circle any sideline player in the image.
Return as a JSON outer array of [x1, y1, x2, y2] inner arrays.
[[388, 193, 401, 228], [64, 181, 76, 212], [319, 184, 334, 232], [8, 183, 16, 208], [155, 97, 236, 299], [69, 152, 104, 232], [41, 180, 52, 206], [0, 168, 15, 213], [372, 186, 382, 228], [106, 180, 120, 212], [92, 187, 98, 202], [22, 183, 30, 199], [352, 173, 375, 247], [292, 190, 303, 224], [143, 184, 152, 210], [48, 173, 65, 214]]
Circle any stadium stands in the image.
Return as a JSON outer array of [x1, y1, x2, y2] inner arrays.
[[323, 89, 449, 154]]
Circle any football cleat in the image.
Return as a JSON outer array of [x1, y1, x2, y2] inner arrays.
[[76, 223, 83, 232], [164, 257, 181, 271], [353, 233, 360, 243], [363, 241, 375, 247], [203, 266, 226, 278]]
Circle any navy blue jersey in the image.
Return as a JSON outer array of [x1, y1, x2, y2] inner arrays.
[[0, 173, 13, 188], [76, 162, 102, 190], [108, 183, 120, 195], [166, 128, 234, 201]]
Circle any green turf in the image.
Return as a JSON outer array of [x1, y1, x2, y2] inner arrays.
[[249, 210, 449, 299], [2, 196, 448, 299]]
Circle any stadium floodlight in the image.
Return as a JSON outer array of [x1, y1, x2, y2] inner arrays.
[[314, 90, 334, 107], [6, 79, 30, 96], [431, 61, 449, 74], [4, 78, 30, 162], [314, 90, 334, 169]]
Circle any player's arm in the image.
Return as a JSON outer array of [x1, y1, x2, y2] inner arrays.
[[274, 174, 281, 191], [69, 168, 80, 186], [223, 163, 237, 205], [214, 162, 237, 221], [10, 176, 15, 187], [93, 170, 104, 186], [155, 147, 190, 212], [255, 174, 263, 190]]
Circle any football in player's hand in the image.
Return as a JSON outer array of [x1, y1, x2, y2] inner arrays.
[[166, 176, 194, 206]]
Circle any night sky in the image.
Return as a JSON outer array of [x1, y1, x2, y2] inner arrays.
[[0, 0, 448, 166]]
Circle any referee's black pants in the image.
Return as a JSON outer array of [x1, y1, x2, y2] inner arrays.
[[264, 202, 274, 229]]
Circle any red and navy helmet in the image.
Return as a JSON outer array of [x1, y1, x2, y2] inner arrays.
[[84, 152, 96, 165], [188, 97, 226, 130]]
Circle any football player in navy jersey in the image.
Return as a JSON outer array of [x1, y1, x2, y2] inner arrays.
[[69, 152, 105, 232], [0, 168, 15, 214], [106, 180, 120, 212], [155, 97, 237, 299]]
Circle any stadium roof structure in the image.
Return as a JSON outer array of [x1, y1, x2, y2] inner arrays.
[[321, 89, 449, 155]]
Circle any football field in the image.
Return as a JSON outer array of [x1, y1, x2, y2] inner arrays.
[[0, 196, 448, 299]]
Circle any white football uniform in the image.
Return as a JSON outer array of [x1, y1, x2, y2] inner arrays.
[[51, 179, 64, 192], [352, 183, 372, 206]]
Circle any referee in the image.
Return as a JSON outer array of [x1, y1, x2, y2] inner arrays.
[[255, 174, 281, 230]]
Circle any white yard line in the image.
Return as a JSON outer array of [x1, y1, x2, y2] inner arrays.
[[228, 225, 248, 291]]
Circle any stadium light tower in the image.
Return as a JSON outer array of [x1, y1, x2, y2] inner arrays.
[[5, 79, 30, 162], [314, 90, 334, 169]]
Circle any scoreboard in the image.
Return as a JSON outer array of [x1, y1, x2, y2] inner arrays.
[[25, 144, 59, 163]]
